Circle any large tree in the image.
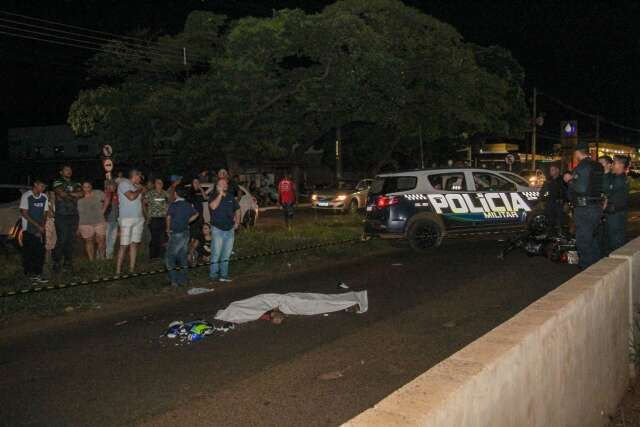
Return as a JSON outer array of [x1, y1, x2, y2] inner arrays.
[[68, 0, 528, 174]]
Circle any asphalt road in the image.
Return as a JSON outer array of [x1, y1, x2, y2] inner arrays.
[[1, 233, 590, 427], [4, 198, 640, 427]]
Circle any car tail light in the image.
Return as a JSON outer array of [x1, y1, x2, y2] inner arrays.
[[376, 195, 400, 209]]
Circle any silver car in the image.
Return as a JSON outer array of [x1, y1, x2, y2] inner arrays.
[[0, 185, 30, 236], [311, 179, 373, 213]]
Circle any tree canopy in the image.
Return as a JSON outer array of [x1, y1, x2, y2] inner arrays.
[[68, 0, 528, 174]]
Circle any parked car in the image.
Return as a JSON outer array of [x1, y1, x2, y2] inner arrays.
[[197, 183, 259, 227], [0, 185, 30, 236], [363, 168, 541, 251], [311, 179, 373, 213]]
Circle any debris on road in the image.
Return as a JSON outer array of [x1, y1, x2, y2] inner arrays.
[[187, 287, 214, 296], [391, 263, 403, 267], [214, 291, 368, 324], [318, 370, 344, 381], [162, 320, 215, 344], [337, 281, 350, 290], [114, 320, 128, 327]]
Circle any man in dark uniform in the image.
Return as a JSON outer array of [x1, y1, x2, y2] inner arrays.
[[539, 164, 566, 232], [598, 155, 613, 253], [603, 156, 629, 253], [568, 144, 604, 269]]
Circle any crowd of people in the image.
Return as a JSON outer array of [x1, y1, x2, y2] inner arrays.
[[539, 143, 630, 269], [18, 165, 297, 288]]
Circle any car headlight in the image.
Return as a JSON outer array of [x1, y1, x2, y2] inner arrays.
[[311, 194, 318, 201], [528, 177, 536, 183], [336, 195, 347, 201]]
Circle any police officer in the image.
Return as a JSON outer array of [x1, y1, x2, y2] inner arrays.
[[568, 143, 604, 269], [603, 156, 629, 253], [539, 163, 566, 232], [599, 155, 613, 192]]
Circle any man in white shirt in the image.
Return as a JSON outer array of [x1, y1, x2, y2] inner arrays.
[[116, 169, 146, 275], [20, 180, 49, 284]]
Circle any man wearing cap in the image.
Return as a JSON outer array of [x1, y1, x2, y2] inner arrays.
[[569, 144, 604, 269], [603, 156, 629, 253], [167, 175, 182, 203]]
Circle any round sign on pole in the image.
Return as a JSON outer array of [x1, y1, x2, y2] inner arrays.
[[103, 158, 114, 172], [505, 154, 515, 165], [102, 145, 113, 158]]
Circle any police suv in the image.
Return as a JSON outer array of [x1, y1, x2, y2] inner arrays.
[[364, 168, 541, 251]]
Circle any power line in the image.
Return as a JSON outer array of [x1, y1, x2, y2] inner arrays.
[[0, 15, 200, 62], [0, 16, 211, 66], [0, 10, 213, 64], [0, 30, 186, 74], [0, 22, 204, 66], [539, 91, 640, 134]]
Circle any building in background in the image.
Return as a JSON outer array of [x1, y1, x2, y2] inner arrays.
[[8, 125, 101, 161]]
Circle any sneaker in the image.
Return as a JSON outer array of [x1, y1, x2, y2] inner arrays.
[[218, 277, 233, 283], [36, 276, 49, 284]]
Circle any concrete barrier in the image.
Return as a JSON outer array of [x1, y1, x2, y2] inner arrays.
[[344, 239, 638, 427], [610, 238, 640, 377]]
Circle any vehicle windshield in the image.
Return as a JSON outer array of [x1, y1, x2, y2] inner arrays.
[[499, 172, 530, 187], [369, 176, 417, 196]]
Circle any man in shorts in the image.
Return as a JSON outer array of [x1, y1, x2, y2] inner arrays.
[[116, 169, 146, 275]]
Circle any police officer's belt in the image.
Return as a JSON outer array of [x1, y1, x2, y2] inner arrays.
[[575, 196, 602, 207]]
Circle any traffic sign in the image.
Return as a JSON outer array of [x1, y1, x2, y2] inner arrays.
[[102, 144, 113, 158], [505, 154, 515, 165], [102, 158, 114, 173]]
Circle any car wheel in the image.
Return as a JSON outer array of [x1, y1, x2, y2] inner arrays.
[[348, 199, 358, 214], [407, 219, 443, 251]]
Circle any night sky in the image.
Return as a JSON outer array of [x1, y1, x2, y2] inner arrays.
[[2, 0, 640, 150]]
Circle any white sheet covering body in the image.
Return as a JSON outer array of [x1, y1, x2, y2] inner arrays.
[[214, 291, 368, 324]]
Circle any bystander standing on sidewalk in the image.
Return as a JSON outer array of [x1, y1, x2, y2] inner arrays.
[[165, 186, 198, 287], [52, 165, 83, 274], [208, 178, 241, 283], [187, 178, 207, 264], [20, 180, 49, 285], [103, 180, 119, 259], [44, 188, 56, 263], [144, 178, 169, 259], [77, 182, 107, 260], [116, 169, 146, 275]]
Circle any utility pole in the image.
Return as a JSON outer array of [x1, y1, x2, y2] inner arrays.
[[531, 87, 537, 170], [418, 124, 425, 169], [336, 127, 343, 188], [595, 114, 600, 159]]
